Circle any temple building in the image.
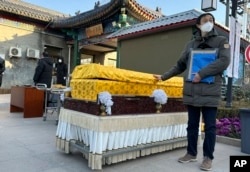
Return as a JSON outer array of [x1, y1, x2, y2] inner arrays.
[[51, 0, 163, 67], [1, 0, 249, 92], [0, 0, 163, 90], [0, 0, 69, 89]]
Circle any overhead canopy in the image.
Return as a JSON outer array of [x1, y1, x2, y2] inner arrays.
[[79, 35, 117, 55]]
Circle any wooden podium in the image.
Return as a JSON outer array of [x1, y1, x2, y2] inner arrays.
[[10, 86, 44, 118]]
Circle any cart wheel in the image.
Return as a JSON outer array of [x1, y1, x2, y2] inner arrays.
[[55, 120, 58, 125], [43, 116, 46, 121]]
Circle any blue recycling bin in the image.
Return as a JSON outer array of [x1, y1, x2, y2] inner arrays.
[[240, 108, 250, 154]]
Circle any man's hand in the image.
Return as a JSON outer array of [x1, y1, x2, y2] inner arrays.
[[192, 73, 201, 83], [153, 74, 162, 81]]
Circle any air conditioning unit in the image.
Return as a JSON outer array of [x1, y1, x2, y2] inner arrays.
[[9, 47, 22, 57], [26, 48, 40, 59]]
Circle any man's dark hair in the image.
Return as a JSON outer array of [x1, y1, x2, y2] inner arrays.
[[196, 13, 215, 25], [43, 51, 49, 57]]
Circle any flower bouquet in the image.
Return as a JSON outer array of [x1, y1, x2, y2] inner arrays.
[[151, 89, 168, 113], [98, 91, 114, 115]]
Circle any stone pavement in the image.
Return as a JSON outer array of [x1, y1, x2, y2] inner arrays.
[[0, 94, 248, 172]]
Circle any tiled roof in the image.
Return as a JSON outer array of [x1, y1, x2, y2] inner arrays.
[[0, 0, 163, 28], [126, 0, 163, 19], [52, 0, 121, 28], [0, 0, 68, 22], [52, 0, 163, 28], [107, 9, 202, 39]]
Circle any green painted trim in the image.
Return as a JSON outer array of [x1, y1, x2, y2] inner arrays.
[[61, 28, 80, 67], [116, 41, 121, 68], [73, 39, 80, 66]]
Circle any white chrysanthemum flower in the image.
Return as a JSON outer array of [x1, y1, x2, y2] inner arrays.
[[151, 89, 168, 104], [98, 91, 114, 115]]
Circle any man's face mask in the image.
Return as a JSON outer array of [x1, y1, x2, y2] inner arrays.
[[58, 59, 62, 63], [200, 22, 213, 33]]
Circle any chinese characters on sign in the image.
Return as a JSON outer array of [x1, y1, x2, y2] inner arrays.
[[85, 24, 103, 38]]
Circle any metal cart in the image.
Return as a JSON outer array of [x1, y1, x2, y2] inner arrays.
[[36, 83, 64, 124]]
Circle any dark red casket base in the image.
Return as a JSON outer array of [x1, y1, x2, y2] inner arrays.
[[63, 95, 187, 116]]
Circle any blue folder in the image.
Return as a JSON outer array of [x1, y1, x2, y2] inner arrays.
[[187, 49, 218, 84]]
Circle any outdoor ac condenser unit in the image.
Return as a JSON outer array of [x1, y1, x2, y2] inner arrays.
[[26, 48, 40, 59], [9, 47, 22, 57]]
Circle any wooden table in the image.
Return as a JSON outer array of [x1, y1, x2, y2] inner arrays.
[[10, 86, 44, 118]]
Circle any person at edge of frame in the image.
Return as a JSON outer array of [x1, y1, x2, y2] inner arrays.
[[0, 56, 5, 87]]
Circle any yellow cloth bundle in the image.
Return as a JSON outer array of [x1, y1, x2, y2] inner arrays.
[[70, 64, 183, 101]]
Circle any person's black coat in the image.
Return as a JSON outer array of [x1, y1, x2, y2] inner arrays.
[[0, 57, 5, 74], [56, 58, 67, 86], [0, 57, 5, 87], [33, 57, 53, 88]]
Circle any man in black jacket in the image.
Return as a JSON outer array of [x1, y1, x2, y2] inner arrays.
[[33, 51, 53, 88], [0, 56, 5, 87], [56, 56, 68, 86]]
